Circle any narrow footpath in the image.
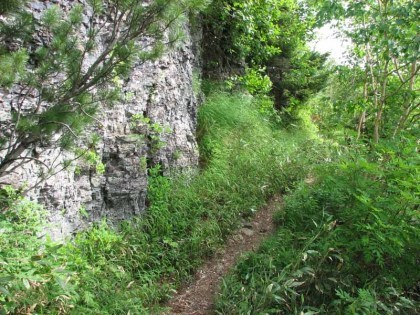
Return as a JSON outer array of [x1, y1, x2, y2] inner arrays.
[[163, 195, 283, 315]]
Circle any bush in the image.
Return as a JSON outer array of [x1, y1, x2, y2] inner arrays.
[[216, 140, 420, 314], [0, 187, 77, 314]]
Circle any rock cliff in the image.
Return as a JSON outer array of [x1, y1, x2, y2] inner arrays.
[[0, 1, 202, 239]]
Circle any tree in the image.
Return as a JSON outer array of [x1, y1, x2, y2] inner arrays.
[[0, 0, 208, 182], [202, 0, 328, 111], [202, 0, 308, 74], [267, 48, 330, 109], [311, 0, 419, 142], [0, 0, 27, 14]]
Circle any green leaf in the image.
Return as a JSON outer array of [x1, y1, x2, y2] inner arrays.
[[0, 276, 14, 284], [22, 278, 30, 289]]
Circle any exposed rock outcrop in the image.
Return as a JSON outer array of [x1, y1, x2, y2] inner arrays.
[[0, 1, 202, 239]]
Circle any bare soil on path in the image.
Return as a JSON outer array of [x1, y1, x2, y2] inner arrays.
[[162, 195, 283, 315]]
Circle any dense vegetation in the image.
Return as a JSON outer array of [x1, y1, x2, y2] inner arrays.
[[1, 87, 321, 313], [214, 1, 419, 313], [1, 0, 419, 314], [216, 138, 419, 314]]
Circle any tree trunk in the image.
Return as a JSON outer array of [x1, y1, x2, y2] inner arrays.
[[393, 61, 418, 138]]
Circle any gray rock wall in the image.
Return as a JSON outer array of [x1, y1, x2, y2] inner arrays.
[[0, 1, 202, 239]]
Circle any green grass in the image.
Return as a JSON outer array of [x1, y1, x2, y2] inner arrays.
[[0, 88, 322, 314], [215, 139, 420, 315]]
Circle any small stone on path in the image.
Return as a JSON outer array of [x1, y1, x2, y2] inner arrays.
[[240, 228, 254, 237]]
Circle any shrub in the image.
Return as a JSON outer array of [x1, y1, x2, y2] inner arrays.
[[216, 140, 419, 314]]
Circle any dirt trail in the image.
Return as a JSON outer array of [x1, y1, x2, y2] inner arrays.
[[163, 195, 283, 315]]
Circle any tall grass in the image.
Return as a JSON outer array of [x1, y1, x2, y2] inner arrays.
[[1, 88, 321, 314], [215, 139, 420, 314]]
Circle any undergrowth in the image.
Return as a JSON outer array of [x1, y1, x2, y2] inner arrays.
[[215, 138, 420, 314], [0, 88, 323, 314]]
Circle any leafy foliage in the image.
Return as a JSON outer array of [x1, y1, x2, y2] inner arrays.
[[269, 50, 331, 109], [0, 88, 316, 314], [216, 139, 420, 314], [202, 0, 329, 112], [309, 0, 419, 142], [1, 1, 418, 314], [202, 0, 308, 71], [0, 187, 76, 314], [0, 0, 27, 15]]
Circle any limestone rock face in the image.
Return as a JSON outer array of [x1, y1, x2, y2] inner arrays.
[[0, 1, 202, 239]]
